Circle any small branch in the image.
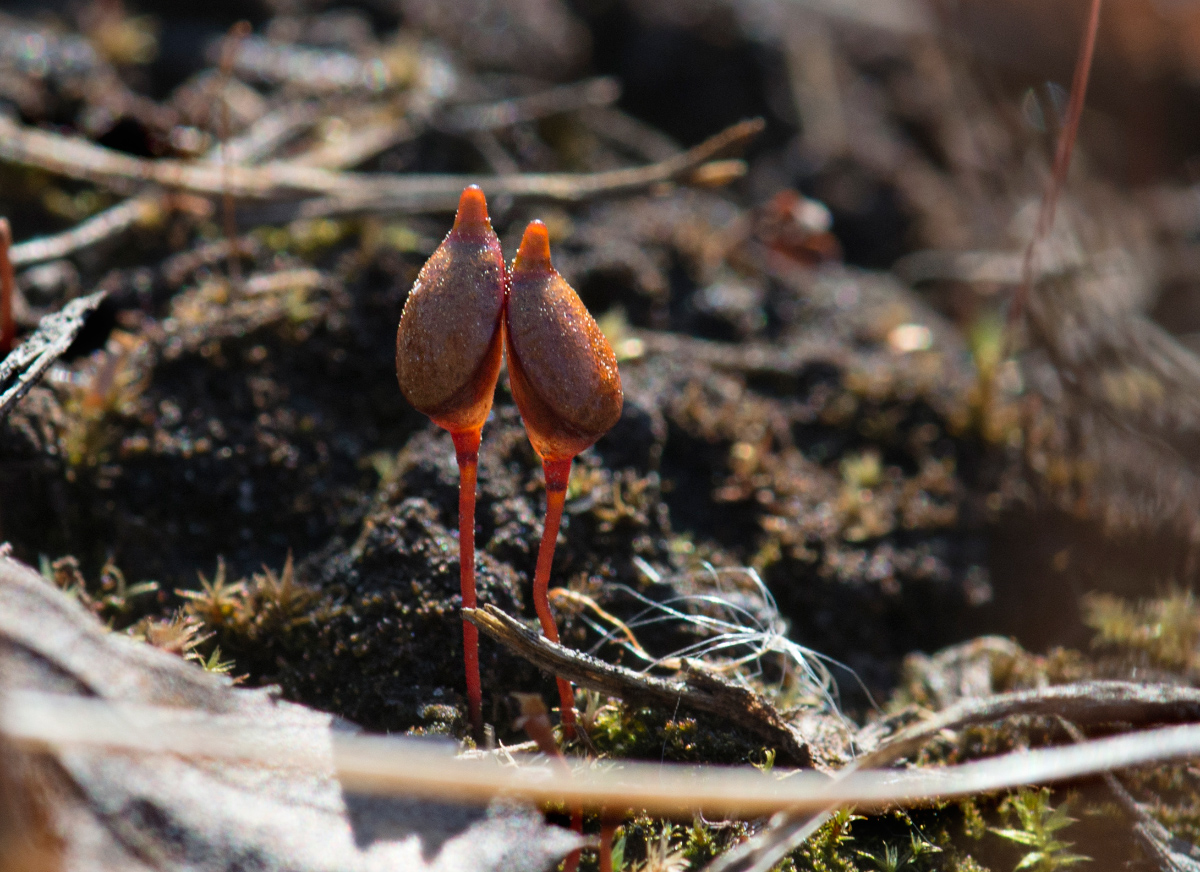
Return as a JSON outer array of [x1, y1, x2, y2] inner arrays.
[[289, 115, 417, 169], [0, 292, 106, 419], [333, 117, 765, 214], [221, 101, 321, 166], [437, 77, 621, 133], [464, 604, 811, 766], [9, 102, 321, 268], [0, 115, 763, 213], [1057, 718, 1200, 872], [707, 679, 1200, 872], [11, 198, 160, 267], [860, 681, 1200, 770]]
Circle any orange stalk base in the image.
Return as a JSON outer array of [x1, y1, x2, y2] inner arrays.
[[452, 428, 484, 740], [599, 820, 618, 872], [533, 457, 577, 738]]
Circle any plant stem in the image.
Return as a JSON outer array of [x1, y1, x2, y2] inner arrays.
[[513, 693, 583, 872], [599, 819, 618, 872], [1009, 0, 1102, 329], [452, 427, 484, 739], [0, 219, 13, 357], [564, 812, 582, 872], [534, 457, 577, 737]]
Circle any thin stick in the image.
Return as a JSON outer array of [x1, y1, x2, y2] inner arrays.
[[465, 604, 812, 766], [1009, 0, 1102, 329], [8, 102, 321, 268], [705, 676, 1200, 872], [534, 458, 577, 737], [0, 292, 106, 419], [0, 219, 13, 356], [0, 115, 763, 209], [438, 77, 621, 133], [216, 21, 252, 288], [452, 428, 484, 739], [11, 197, 156, 267]]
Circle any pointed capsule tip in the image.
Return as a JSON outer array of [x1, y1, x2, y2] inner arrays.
[[514, 220, 553, 273], [452, 186, 490, 233]]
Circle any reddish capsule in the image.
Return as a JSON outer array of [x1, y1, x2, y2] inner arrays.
[[504, 220, 623, 461], [396, 186, 506, 434]]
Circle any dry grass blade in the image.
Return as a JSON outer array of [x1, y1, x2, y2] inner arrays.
[[0, 291, 105, 419], [706, 677, 1200, 872], [8, 689, 1200, 819], [1057, 718, 1200, 872]]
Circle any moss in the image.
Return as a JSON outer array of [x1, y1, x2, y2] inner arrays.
[[588, 700, 775, 765], [947, 856, 990, 872], [56, 331, 151, 472], [38, 554, 160, 628], [195, 497, 544, 735], [1122, 763, 1200, 846], [1082, 589, 1200, 673], [796, 809, 861, 872], [958, 800, 987, 841]]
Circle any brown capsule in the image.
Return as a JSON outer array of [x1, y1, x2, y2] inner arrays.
[[395, 186, 507, 434], [505, 220, 623, 462]]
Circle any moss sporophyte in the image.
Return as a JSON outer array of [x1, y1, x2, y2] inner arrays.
[[506, 219, 623, 737], [395, 187, 623, 740], [395, 186, 506, 739]]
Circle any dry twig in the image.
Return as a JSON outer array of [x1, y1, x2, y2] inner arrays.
[[437, 77, 621, 133], [0, 291, 105, 419], [0, 115, 763, 213], [467, 603, 810, 767], [864, 681, 1200, 769], [1058, 718, 1200, 872], [9, 102, 321, 268], [707, 679, 1200, 872]]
